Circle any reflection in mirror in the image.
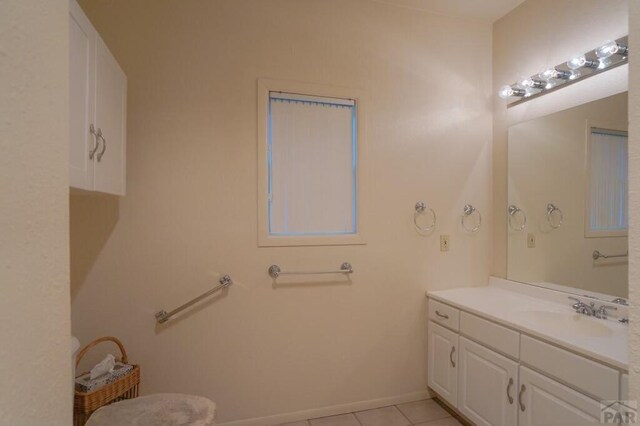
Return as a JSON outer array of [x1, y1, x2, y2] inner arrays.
[[507, 92, 628, 299]]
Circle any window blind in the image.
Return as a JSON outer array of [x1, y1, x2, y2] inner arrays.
[[268, 92, 357, 236]]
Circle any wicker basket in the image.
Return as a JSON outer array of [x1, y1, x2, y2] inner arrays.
[[73, 336, 140, 426]]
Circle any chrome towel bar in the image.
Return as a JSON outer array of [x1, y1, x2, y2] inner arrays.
[[268, 262, 353, 279], [155, 275, 232, 324], [592, 250, 628, 260]]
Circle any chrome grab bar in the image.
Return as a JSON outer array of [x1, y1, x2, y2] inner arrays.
[[155, 275, 232, 324], [268, 262, 353, 279], [592, 250, 628, 260]]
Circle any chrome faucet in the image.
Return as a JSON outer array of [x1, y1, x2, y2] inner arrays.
[[569, 297, 596, 316], [568, 297, 617, 319]]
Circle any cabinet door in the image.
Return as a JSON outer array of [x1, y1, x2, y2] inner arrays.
[[518, 366, 602, 425], [69, 0, 96, 190], [428, 321, 458, 407], [94, 35, 126, 195], [458, 337, 518, 426]]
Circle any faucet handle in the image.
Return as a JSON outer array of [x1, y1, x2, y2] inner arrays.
[[595, 304, 617, 319], [568, 296, 583, 309]]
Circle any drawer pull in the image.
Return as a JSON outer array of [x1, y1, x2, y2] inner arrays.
[[518, 384, 526, 411], [435, 310, 449, 319], [449, 346, 456, 368], [506, 377, 514, 404]]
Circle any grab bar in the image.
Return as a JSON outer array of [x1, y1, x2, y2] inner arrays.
[[155, 275, 232, 324], [592, 250, 628, 260], [268, 262, 353, 279]]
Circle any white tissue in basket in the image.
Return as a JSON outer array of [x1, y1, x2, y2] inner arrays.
[[90, 354, 116, 380]]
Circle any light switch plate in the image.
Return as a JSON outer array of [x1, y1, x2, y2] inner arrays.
[[440, 235, 450, 252], [527, 233, 536, 248]]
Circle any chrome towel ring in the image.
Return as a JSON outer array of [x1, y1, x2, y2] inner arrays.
[[461, 204, 481, 233], [508, 205, 527, 231], [414, 201, 437, 233], [546, 203, 563, 229]]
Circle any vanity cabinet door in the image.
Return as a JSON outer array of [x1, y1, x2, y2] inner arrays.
[[518, 366, 602, 425], [458, 337, 518, 426], [428, 321, 458, 407]]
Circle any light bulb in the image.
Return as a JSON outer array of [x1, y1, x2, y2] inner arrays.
[[517, 77, 546, 90], [567, 55, 585, 70], [567, 55, 598, 70], [596, 40, 627, 59], [538, 68, 574, 81], [498, 85, 525, 99]]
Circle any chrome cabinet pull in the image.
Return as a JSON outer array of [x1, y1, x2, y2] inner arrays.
[[97, 132, 107, 162], [518, 384, 526, 411], [89, 124, 102, 160], [435, 310, 449, 319], [506, 377, 514, 404], [449, 346, 456, 368]]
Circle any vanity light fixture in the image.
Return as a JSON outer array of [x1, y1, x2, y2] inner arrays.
[[499, 36, 628, 107]]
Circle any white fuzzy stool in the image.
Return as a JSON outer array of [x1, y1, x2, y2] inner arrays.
[[86, 393, 216, 426]]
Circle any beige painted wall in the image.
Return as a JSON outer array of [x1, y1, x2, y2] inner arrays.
[[0, 0, 71, 425], [507, 94, 628, 297], [628, 0, 640, 405], [71, 0, 492, 422], [492, 0, 629, 277]]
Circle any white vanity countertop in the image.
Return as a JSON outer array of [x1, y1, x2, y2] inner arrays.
[[427, 283, 628, 371]]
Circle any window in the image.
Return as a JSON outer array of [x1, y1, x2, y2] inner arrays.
[[257, 80, 366, 246], [586, 127, 628, 237]]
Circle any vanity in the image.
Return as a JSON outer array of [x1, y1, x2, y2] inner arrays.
[[427, 278, 628, 425]]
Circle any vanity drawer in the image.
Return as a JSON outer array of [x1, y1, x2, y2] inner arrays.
[[459, 312, 520, 359], [428, 299, 459, 331], [520, 335, 619, 400]]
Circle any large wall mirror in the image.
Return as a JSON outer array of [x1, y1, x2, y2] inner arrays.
[[507, 92, 628, 300]]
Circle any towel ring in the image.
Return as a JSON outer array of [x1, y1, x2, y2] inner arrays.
[[546, 203, 563, 229], [508, 205, 527, 231], [461, 204, 481, 233], [414, 201, 437, 233]]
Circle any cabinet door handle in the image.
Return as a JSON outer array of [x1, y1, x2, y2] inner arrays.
[[506, 377, 514, 404], [97, 133, 107, 162], [449, 346, 456, 368], [89, 124, 102, 160], [518, 384, 526, 411], [435, 310, 449, 319]]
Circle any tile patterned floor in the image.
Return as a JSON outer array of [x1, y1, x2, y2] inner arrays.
[[276, 399, 464, 426]]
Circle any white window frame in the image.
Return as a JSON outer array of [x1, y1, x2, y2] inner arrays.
[[257, 78, 368, 247], [584, 120, 628, 238]]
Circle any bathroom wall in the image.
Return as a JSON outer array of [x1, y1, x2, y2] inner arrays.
[[71, 0, 492, 422], [0, 1, 71, 425], [628, 0, 640, 405], [507, 94, 628, 297], [492, 0, 629, 277]]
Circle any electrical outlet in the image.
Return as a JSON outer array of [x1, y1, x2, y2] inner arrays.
[[527, 233, 536, 248], [440, 235, 450, 252]]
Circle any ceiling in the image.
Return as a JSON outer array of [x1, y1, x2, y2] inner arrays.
[[374, 0, 526, 22]]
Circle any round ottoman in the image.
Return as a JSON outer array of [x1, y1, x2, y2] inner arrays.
[[86, 393, 216, 426]]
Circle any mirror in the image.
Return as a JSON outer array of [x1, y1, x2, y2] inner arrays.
[[507, 92, 628, 300]]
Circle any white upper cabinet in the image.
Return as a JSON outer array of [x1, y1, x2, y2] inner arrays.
[[69, 0, 126, 195]]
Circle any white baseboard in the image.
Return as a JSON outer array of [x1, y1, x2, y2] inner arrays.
[[217, 390, 433, 426]]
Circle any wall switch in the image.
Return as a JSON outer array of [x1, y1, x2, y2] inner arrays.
[[527, 233, 536, 248], [440, 235, 450, 252]]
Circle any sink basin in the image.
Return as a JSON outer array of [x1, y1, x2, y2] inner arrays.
[[519, 310, 614, 338]]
